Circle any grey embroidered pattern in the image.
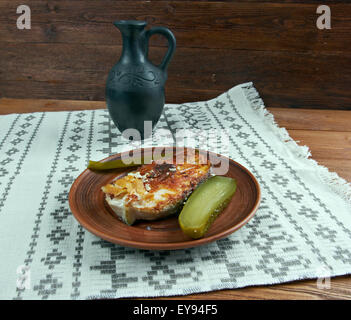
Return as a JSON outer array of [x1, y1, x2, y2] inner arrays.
[[0, 82, 349, 300]]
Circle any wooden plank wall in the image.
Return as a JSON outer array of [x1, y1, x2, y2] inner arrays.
[[0, 0, 350, 109]]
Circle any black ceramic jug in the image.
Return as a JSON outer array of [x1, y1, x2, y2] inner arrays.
[[105, 20, 176, 140]]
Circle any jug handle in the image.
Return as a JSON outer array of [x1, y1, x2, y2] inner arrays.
[[144, 27, 176, 71]]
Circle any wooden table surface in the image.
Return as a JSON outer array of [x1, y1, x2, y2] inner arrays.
[[0, 98, 350, 300]]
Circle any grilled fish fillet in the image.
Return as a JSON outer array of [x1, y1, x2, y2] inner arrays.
[[101, 153, 211, 225]]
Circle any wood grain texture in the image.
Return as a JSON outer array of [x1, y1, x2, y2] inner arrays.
[[270, 108, 351, 131], [1, 1, 350, 53], [0, 97, 350, 299], [289, 130, 351, 160], [0, 1, 351, 109], [1, 42, 351, 109]]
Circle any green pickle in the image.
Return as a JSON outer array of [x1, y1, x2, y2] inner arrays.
[[88, 149, 204, 171], [87, 159, 140, 170], [87, 150, 177, 171], [179, 176, 237, 239]]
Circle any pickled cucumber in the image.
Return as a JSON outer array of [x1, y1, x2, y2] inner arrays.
[[178, 176, 237, 239], [88, 152, 169, 171], [88, 149, 203, 171], [87, 159, 140, 171]]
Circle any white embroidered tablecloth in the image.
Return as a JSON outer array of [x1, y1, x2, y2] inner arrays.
[[0, 82, 350, 299]]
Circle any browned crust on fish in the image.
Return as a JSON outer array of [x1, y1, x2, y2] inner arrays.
[[101, 152, 211, 223]]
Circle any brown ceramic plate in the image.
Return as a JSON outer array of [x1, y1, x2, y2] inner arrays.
[[69, 147, 261, 250]]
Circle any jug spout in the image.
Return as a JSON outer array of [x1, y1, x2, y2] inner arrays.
[[113, 20, 147, 35], [113, 20, 147, 63]]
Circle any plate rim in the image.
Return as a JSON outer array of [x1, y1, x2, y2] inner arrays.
[[69, 146, 261, 250]]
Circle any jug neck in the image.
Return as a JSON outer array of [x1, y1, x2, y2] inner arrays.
[[114, 20, 147, 64]]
